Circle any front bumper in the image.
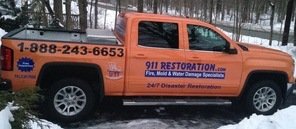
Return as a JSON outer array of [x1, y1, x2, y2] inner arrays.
[[0, 78, 12, 91]]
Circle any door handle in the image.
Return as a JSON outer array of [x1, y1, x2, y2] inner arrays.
[[188, 57, 200, 61], [135, 54, 147, 58]]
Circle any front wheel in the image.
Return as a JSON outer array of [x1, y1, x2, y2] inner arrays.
[[46, 78, 96, 122], [244, 80, 282, 115]]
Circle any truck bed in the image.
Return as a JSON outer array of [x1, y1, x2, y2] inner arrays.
[[3, 28, 118, 45]]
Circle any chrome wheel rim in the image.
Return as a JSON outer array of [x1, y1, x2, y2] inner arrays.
[[54, 86, 87, 116], [253, 87, 277, 112]]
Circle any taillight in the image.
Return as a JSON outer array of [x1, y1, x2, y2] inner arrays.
[[1, 46, 13, 71]]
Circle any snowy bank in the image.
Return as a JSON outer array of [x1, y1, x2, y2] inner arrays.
[[218, 106, 296, 129], [0, 28, 7, 45], [0, 103, 63, 129], [0, 103, 17, 129]]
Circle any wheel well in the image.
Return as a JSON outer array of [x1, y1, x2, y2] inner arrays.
[[241, 71, 288, 98], [37, 62, 104, 97]]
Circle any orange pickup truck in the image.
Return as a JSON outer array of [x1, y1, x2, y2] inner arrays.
[[1, 12, 295, 122]]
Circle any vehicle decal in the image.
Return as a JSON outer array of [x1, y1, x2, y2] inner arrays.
[[106, 63, 123, 80], [17, 57, 35, 72], [17, 42, 124, 57], [144, 61, 226, 79], [146, 83, 221, 89], [15, 74, 36, 79]]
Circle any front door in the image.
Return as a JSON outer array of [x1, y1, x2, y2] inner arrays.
[[183, 24, 243, 96]]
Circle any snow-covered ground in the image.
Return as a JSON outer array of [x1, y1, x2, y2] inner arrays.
[[219, 106, 296, 129], [0, 102, 62, 129]]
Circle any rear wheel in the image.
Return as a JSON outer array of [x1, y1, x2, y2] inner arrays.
[[46, 78, 96, 122], [244, 80, 282, 115]]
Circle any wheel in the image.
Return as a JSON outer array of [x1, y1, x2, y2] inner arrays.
[[46, 78, 96, 122], [244, 80, 282, 115]]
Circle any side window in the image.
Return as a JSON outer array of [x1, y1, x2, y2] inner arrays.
[[187, 24, 227, 51], [138, 21, 179, 49]]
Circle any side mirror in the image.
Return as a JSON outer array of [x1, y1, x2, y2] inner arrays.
[[226, 48, 237, 54]]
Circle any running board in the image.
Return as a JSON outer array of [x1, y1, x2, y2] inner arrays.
[[123, 98, 232, 106]]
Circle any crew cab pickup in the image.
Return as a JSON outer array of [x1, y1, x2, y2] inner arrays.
[[1, 12, 295, 122]]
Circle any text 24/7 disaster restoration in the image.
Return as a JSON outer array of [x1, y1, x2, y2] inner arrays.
[[0, 12, 295, 122]]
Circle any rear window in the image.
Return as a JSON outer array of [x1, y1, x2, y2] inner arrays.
[[115, 15, 126, 43], [138, 21, 179, 49]]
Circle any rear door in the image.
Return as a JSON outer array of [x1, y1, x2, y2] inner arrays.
[[125, 19, 186, 95]]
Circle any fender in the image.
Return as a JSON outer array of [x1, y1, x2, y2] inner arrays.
[[37, 62, 105, 99], [239, 70, 288, 98]]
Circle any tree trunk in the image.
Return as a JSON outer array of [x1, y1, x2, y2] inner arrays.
[[65, 0, 72, 30], [282, 0, 294, 46], [153, 0, 158, 14], [269, 3, 275, 46], [221, 1, 225, 21], [78, 0, 87, 31], [54, 0, 63, 22], [203, 0, 208, 20], [89, 0, 93, 28], [42, 1, 48, 27], [138, 0, 143, 12], [165, 0, 169, 13], [241, 0, 249, 23], [216, 0, 222, 20], [94, 0, 98, 29], [118, 0, 121, 13], [41, 0, 54, 18], [294, 14, 296, 46], [209, 0, 213, 23]]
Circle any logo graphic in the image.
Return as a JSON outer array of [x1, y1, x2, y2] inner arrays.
[[17, 57, 35, 72], [106, 63, 123, 80]]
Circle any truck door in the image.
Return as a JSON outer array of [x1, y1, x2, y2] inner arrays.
[[125, 20, 186, 95], [183, 24, 243, 96]]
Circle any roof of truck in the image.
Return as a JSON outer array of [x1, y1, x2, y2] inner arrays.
[[121, 12, 214, 27]]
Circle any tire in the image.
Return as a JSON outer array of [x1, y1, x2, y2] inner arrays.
[[46, 78, 96, 122], [244, 80, 282, 115]]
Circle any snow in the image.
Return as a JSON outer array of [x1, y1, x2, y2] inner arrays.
[[0, 103, 63, 129], [85, 119, 170, 129], [14, 0, 22, 8], [0, 103, 17, 129], [218, 106, 296, 129], [28, 117, 63, 129], [87, 6, 116, 29], [1, 15, 16, 20], [0, 28, 7, 45]]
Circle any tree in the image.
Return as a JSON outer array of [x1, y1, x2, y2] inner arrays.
[[203, 0, 208, 20], [153, 0, 158, 14], [138, 0, 143, 12], [41, 1, 47, 27], [54, 0, 63, 22], [89, 0, 93, 28], [94, 0, 98, 29], [269, 2, 275, 46], [65, 0, 72, 30], [164, 0, 169, 13], [241, 0, 250, 22], [282, 0, 294, 46], [209, 0, 213, 23], [78, 0, 87, 31]]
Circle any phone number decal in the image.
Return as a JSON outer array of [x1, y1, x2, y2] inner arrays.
[[17, 42, 124, 57]]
